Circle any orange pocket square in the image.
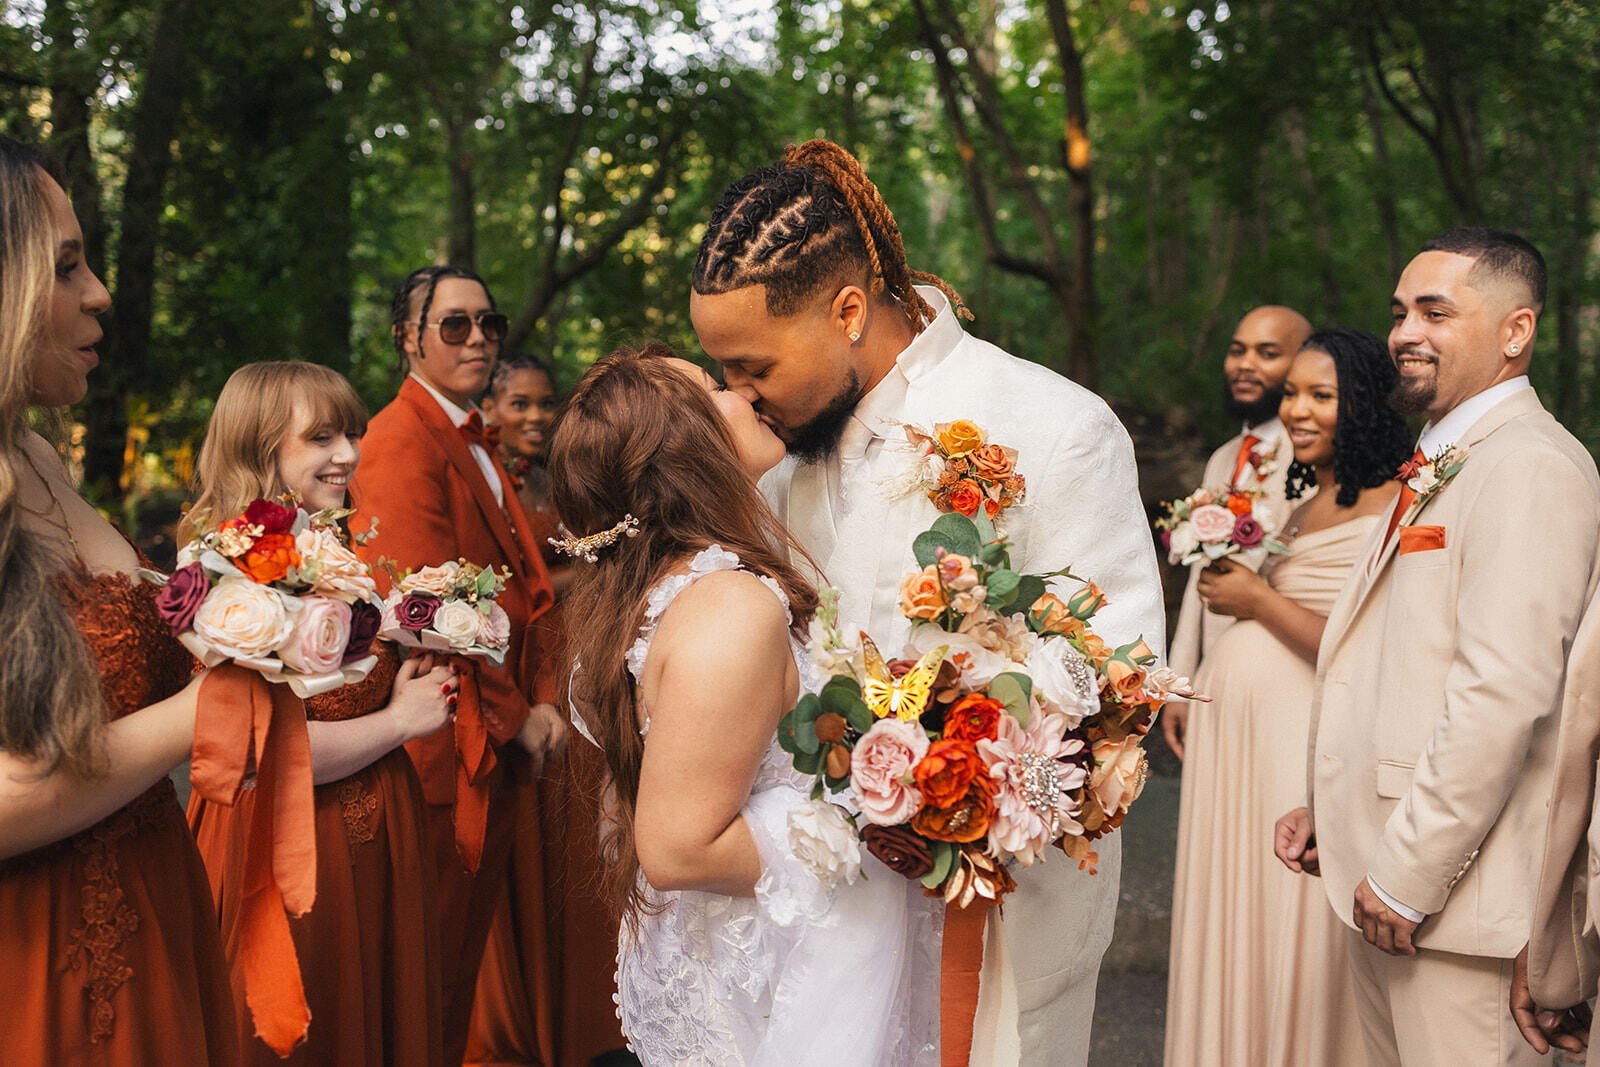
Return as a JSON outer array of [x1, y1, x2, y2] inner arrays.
[[1398, 524, 1446, 555]]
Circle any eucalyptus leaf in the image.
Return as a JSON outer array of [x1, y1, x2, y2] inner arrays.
[[988, 671, 1033, 726], [921, 840, 957, 889], [986, 568, 1021, 605]]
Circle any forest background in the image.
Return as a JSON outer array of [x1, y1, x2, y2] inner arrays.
[[4, 0, 1598, 554]]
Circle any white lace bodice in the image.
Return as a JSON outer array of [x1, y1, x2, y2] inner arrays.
[[610, 544, 937, 1066]]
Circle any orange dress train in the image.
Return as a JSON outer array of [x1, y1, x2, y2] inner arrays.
[[466, 507, 625, 1066], [0, 571, 239, 1067], [189, 643, 444, 1065]]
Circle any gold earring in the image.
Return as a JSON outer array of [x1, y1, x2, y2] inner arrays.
[[848, 330, 861, 343]]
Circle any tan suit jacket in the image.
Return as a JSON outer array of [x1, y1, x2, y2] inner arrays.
[[1169, 421, 1298, 680], [1528, 578, 1600, 1017], [1309, 389, 1600, 957]]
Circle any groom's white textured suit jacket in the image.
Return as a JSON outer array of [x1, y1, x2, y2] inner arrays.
[[764, 288, 1164, 1065]]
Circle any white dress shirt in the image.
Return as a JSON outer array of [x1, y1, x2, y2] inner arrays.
[[1367, 374, 1534, 924], [409, 372, 503, 506]]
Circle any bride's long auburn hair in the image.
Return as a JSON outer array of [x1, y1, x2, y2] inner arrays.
[[548, 342, 818, 922]]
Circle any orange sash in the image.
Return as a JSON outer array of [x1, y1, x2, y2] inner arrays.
[[190, 664, 317, 1057], [451, 658, 495, 873], [940, 901, 990, 1066]]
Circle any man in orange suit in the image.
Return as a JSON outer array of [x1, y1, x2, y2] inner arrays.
[[352, 265, 567, 1064]]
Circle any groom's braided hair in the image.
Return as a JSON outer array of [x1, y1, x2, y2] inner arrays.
[[693, 139, 970, 330]]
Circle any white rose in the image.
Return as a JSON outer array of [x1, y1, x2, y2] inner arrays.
[[432, 599, 482, 649], [400, 562, 461, 596], [1167, 523, 1200, 563], [787, 800, 862, 889], [192, 576, 295, 661], [1025, 640, 1100, 729]]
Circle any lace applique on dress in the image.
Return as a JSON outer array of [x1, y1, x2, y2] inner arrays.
[[337, 779, 381, 846]]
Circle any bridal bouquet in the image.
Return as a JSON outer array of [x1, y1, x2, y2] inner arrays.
[[780, 510, 1181, 907], [1155, 486, 1288, 567], [152, 498, 383, 697], [377, 559, 512, 666]]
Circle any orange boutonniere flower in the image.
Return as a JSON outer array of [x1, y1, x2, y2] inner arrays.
[[947, 479, 984, 518], [969, 443, 1016, 482], [236, 532, 301, 584], [936, 419, 986, 457]]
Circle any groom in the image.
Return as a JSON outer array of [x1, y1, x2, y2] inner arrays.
[[691, 140, 1164, 1065]]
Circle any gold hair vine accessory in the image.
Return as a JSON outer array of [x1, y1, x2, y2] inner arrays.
[[550, 514, 641, 563]]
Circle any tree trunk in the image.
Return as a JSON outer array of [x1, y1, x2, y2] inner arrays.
[[445, 117, 476, 269], [1282, 109, 1341, 319], [43, 0, 106, 274], [1045, 0, 1097, 386], [81, 0, 196, 494], [1359, 71, 1405, 282]]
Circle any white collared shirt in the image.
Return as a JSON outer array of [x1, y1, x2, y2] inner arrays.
[[1366, 375, 1533, 924], [409, 372, 503, 506]]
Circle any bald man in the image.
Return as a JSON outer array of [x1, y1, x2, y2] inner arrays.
[[1275, 228, 1599, 1064], [1164, 304, 1312, 758]]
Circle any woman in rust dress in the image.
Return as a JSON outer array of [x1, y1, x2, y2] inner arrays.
[[184, 362, 456, 1064], [0, 136, 239, 1064], [471, 356, 626, 1065]]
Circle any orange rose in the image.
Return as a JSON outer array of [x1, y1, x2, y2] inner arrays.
[[1030, 593, 1080, 636], [1079, 633, 1111, 665], [947, 479, 984, 517], [236, 532, 301, 584], [913, 738, 985, 808], [936, 419, 985, 457], [984, 498, 1001, 518], [911, 776, 996, 843], [1226, 492, 1254, 516], [899, 566, 949, 621], [943, 694, 1003, 743], [1105, 658, 1147, 698], [969, 443, 1015, 481]]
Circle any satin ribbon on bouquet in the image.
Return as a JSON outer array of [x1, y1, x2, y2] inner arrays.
[[449, 657, 495, 872], [189, 663, 317, 1057], [941, 900, 991, 1066]]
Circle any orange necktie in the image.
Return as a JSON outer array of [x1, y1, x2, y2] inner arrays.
[[1231, 433, 1263, 489], [1383, 448, 1427, 547]]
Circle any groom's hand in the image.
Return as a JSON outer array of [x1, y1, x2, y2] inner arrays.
[[516, 702, 569, 774], [1353, 878, 1418, 956], [1273, 807, 1320, 876], [1510, 943, 1591, 1056]]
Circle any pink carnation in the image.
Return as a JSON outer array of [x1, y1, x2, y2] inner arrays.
[[850, 718, 930, 826]]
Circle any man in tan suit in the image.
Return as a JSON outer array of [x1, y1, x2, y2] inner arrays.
[[1163, 304, 1311, 757], [1275, 228, 1600, 1065], [1515, 579, 1600, 1057]]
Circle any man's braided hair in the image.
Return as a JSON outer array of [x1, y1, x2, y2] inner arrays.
[[693, 139, 970, 331]]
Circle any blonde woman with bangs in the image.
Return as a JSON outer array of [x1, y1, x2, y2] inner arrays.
[[0, 136, 241, 1063], [185, 361, 456, 1065]]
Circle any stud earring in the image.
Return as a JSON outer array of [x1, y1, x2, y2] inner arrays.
[[1509, 343, 1520, 354], [848, 330, 861, 343]]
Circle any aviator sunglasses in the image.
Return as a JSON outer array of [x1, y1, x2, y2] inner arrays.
[[418, 311, 510, 345]]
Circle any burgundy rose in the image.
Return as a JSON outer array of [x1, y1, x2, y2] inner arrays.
[[1159, 528, 1172, 552], [1233, 513, 1265, 549], [243, 498, 297, 535], [344, 599, 381, 662], [396, 592, 442, 632], [155, 561, 210, 634], [863, 823, 935, 879]]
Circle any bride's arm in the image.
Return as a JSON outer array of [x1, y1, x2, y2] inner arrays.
[[632, 571, 795, 898]]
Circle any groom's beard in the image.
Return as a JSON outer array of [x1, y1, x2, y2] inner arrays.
[[781, 368, 866, 464], [1220, 377, 1285, 426]]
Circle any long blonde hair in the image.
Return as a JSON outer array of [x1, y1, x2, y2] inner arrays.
[[0, 136, 105, 778], [184, 361, 368, 539]]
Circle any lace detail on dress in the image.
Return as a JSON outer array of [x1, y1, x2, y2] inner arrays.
[[63, 783, 172, 1043], [337, 779, 380, 846]]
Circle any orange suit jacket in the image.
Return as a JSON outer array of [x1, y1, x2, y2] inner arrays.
[[352, 375, 556, 804]]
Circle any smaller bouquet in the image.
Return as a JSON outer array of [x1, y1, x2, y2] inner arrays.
[[378, 559, 512, 666], [1155, 486, 1288, 567], [893, 419, 1026, 521], [152, 498, 383, 697]]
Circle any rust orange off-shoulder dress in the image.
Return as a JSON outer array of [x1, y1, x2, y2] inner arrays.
[[188, 642, 444, 1065], [0, 571, 239, 1066]]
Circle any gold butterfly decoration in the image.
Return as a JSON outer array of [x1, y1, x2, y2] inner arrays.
[[860, 632, 947, 722]]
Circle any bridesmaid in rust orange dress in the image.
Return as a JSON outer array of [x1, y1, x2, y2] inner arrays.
[[183, 362, 457, 1064], [0, 136, 238, 1065], [471, 356, 626, 1065]]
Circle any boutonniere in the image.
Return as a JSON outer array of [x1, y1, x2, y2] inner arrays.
[[1396, 444, 1467, 517], [1244, 436, 1280, 484], [885, 418, 1026, 523]]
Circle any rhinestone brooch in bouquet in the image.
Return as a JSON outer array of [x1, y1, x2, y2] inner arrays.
[[1155, 486, 1289, 567], [780, 507, 1189, 907], [377, 559, 512, 665], [149, 497, 384, 697]]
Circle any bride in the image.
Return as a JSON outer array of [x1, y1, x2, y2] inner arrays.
[[548, 343, 937, 1066]]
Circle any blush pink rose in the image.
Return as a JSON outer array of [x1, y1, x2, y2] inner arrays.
[[475, 602, 511, 650], [1188, 504, 1237, 543], [850, 718, 931, 826], [280, 596, 353, 675]]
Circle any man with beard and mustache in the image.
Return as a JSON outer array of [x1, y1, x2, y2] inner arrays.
[[690, 140, 1164, 1066], [1274, 228, 1599, 1065], [1163, 304, 1311, 759]]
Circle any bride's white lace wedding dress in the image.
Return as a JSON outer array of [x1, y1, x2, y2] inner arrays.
[[605, 545, 939, 1067]]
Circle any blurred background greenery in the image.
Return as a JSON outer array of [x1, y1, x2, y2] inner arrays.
[[5, 0, 1598, 554]]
